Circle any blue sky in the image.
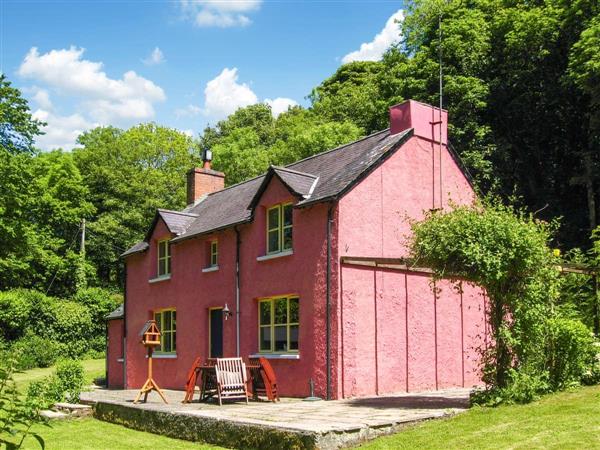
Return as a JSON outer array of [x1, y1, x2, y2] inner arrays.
[[1, 1, 403, 150]]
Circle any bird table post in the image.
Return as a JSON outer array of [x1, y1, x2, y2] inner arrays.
[[134, 320, 168, 404]]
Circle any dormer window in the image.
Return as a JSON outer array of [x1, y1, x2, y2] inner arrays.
[[267, 203, 293, 254], [157, 239, 171, 276]]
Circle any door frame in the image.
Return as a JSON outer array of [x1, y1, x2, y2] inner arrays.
[[208, 306, 223, 358]]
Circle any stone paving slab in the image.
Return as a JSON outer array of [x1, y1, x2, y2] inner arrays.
[[81, 387, 472, 448]]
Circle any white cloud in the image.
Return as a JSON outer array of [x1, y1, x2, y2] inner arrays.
[[265, 97, 298, 117], [200, 68, 297, 120], [203, 67, 258, 118], [18, 47, 165, 124], [18, 46, 166, 150], [143, 47, 165, 66], [179, 0, 261, 27], [32, 108, 96, 151], [342, 10, 403, 64], [30, 87, 53, 110], [175, 104, 203, 118]]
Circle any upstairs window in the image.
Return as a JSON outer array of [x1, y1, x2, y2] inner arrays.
[[154, 309, 176, 354], [267, 203, 293, 254], [210, 240, 218, 267], [157, 239, 171, 276], [259, 296, 299, 353]]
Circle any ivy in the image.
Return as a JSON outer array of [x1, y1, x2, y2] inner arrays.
[[410, 202, 596, 403]]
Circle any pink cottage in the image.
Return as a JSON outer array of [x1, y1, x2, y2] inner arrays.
[[106, 100, 488, 399]]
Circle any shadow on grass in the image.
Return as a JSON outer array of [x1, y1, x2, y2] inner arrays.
[[346, 395, 470, 409]]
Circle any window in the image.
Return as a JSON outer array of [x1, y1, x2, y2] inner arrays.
[[157, 240, 171, 276], [258, 297, 299, 353], [210, 240, 218, 267], [153, 309, 176, 353], [267, 203, 293, 254]]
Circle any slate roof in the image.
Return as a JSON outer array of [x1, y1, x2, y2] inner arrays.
[[106, 304, 124, 320], [122, 127, 412, 255], [156, 209, 198, 236], [272, 167, 318, 198]]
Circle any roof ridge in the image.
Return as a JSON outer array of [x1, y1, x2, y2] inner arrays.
[[286, 128, 390, 169], [272, 165, 318, 178], [203, 172, 265, 198], [158, 209, 199, 217], [186, 128, 391, 209]]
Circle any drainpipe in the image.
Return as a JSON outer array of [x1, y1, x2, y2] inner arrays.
[[105, 321, 109, 386], [326, 203, 333, 400], [235, 227, 241, 356], [123, 262, 127, 388]]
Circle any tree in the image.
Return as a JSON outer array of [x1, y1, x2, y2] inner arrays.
[[308, 0, 600, 249], [205, 104, 362, 186], [74, 124, 201, 284], [0, 74, 45, 154], [0, 149, 94, 297]]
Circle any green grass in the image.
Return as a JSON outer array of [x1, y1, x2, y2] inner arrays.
[[13, 358, 105, 392], [22, 418, 223, 449], [11, 359, 222, 449], [361, 385, 600, 449]]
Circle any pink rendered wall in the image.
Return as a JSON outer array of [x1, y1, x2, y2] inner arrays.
[[340, 265, 487, 397], [124, 176, 337, 398], [107, 319, 124, 389], [337, 133, 484, 397], [339, 135, 475, 258]]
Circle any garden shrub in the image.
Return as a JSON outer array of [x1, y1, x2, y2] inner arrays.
[[410, 203, 566, 403], [0, 289, 34, 341], [12, 332, 61, 370], [73, 287, 121, 351], [26, 359, 85, 405], [55, 359, 85, 403], [31, 300, 93, 358], [546, 317, 597, 389]]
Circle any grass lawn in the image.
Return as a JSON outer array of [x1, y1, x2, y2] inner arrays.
[[11, 359, 223, 449], [361, 385, 600, 449], [22, 418, 223, 449], [13, 358, 105, 392], [11, 360, 600, 449]]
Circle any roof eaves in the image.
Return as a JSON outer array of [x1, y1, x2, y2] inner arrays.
[[170, 217, 253, 244], [121, 241, 149, 258]]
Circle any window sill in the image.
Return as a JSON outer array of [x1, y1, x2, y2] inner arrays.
[[256, 250, 293, 262], [149, 274, 171, 283], [202, 266, 219, 273], [150, 353, 177, 359], [249, 353, 299, 360]]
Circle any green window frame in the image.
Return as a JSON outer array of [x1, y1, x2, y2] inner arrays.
[[157, 239, 171, 276], [258, 297, 299, 353], [266, 203, 293, 254], [153, 309, 176, 353], [210, 240, 218, 267]]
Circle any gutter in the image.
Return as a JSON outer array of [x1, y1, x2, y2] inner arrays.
[[235, 226, 241, 356], [326, 203, 333, 400]]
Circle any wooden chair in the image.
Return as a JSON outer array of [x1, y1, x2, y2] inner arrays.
[[214, 357, 249, 406], [249, 357, 280, 402], [182, 357, 202, 403]]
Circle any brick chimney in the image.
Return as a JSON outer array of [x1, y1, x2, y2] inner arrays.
[[187, 147, 225, 205], [186, 166, 225, 205], [389, 99, 447, 144]]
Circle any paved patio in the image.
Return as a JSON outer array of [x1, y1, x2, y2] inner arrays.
[[81, 387, 472, 449]]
